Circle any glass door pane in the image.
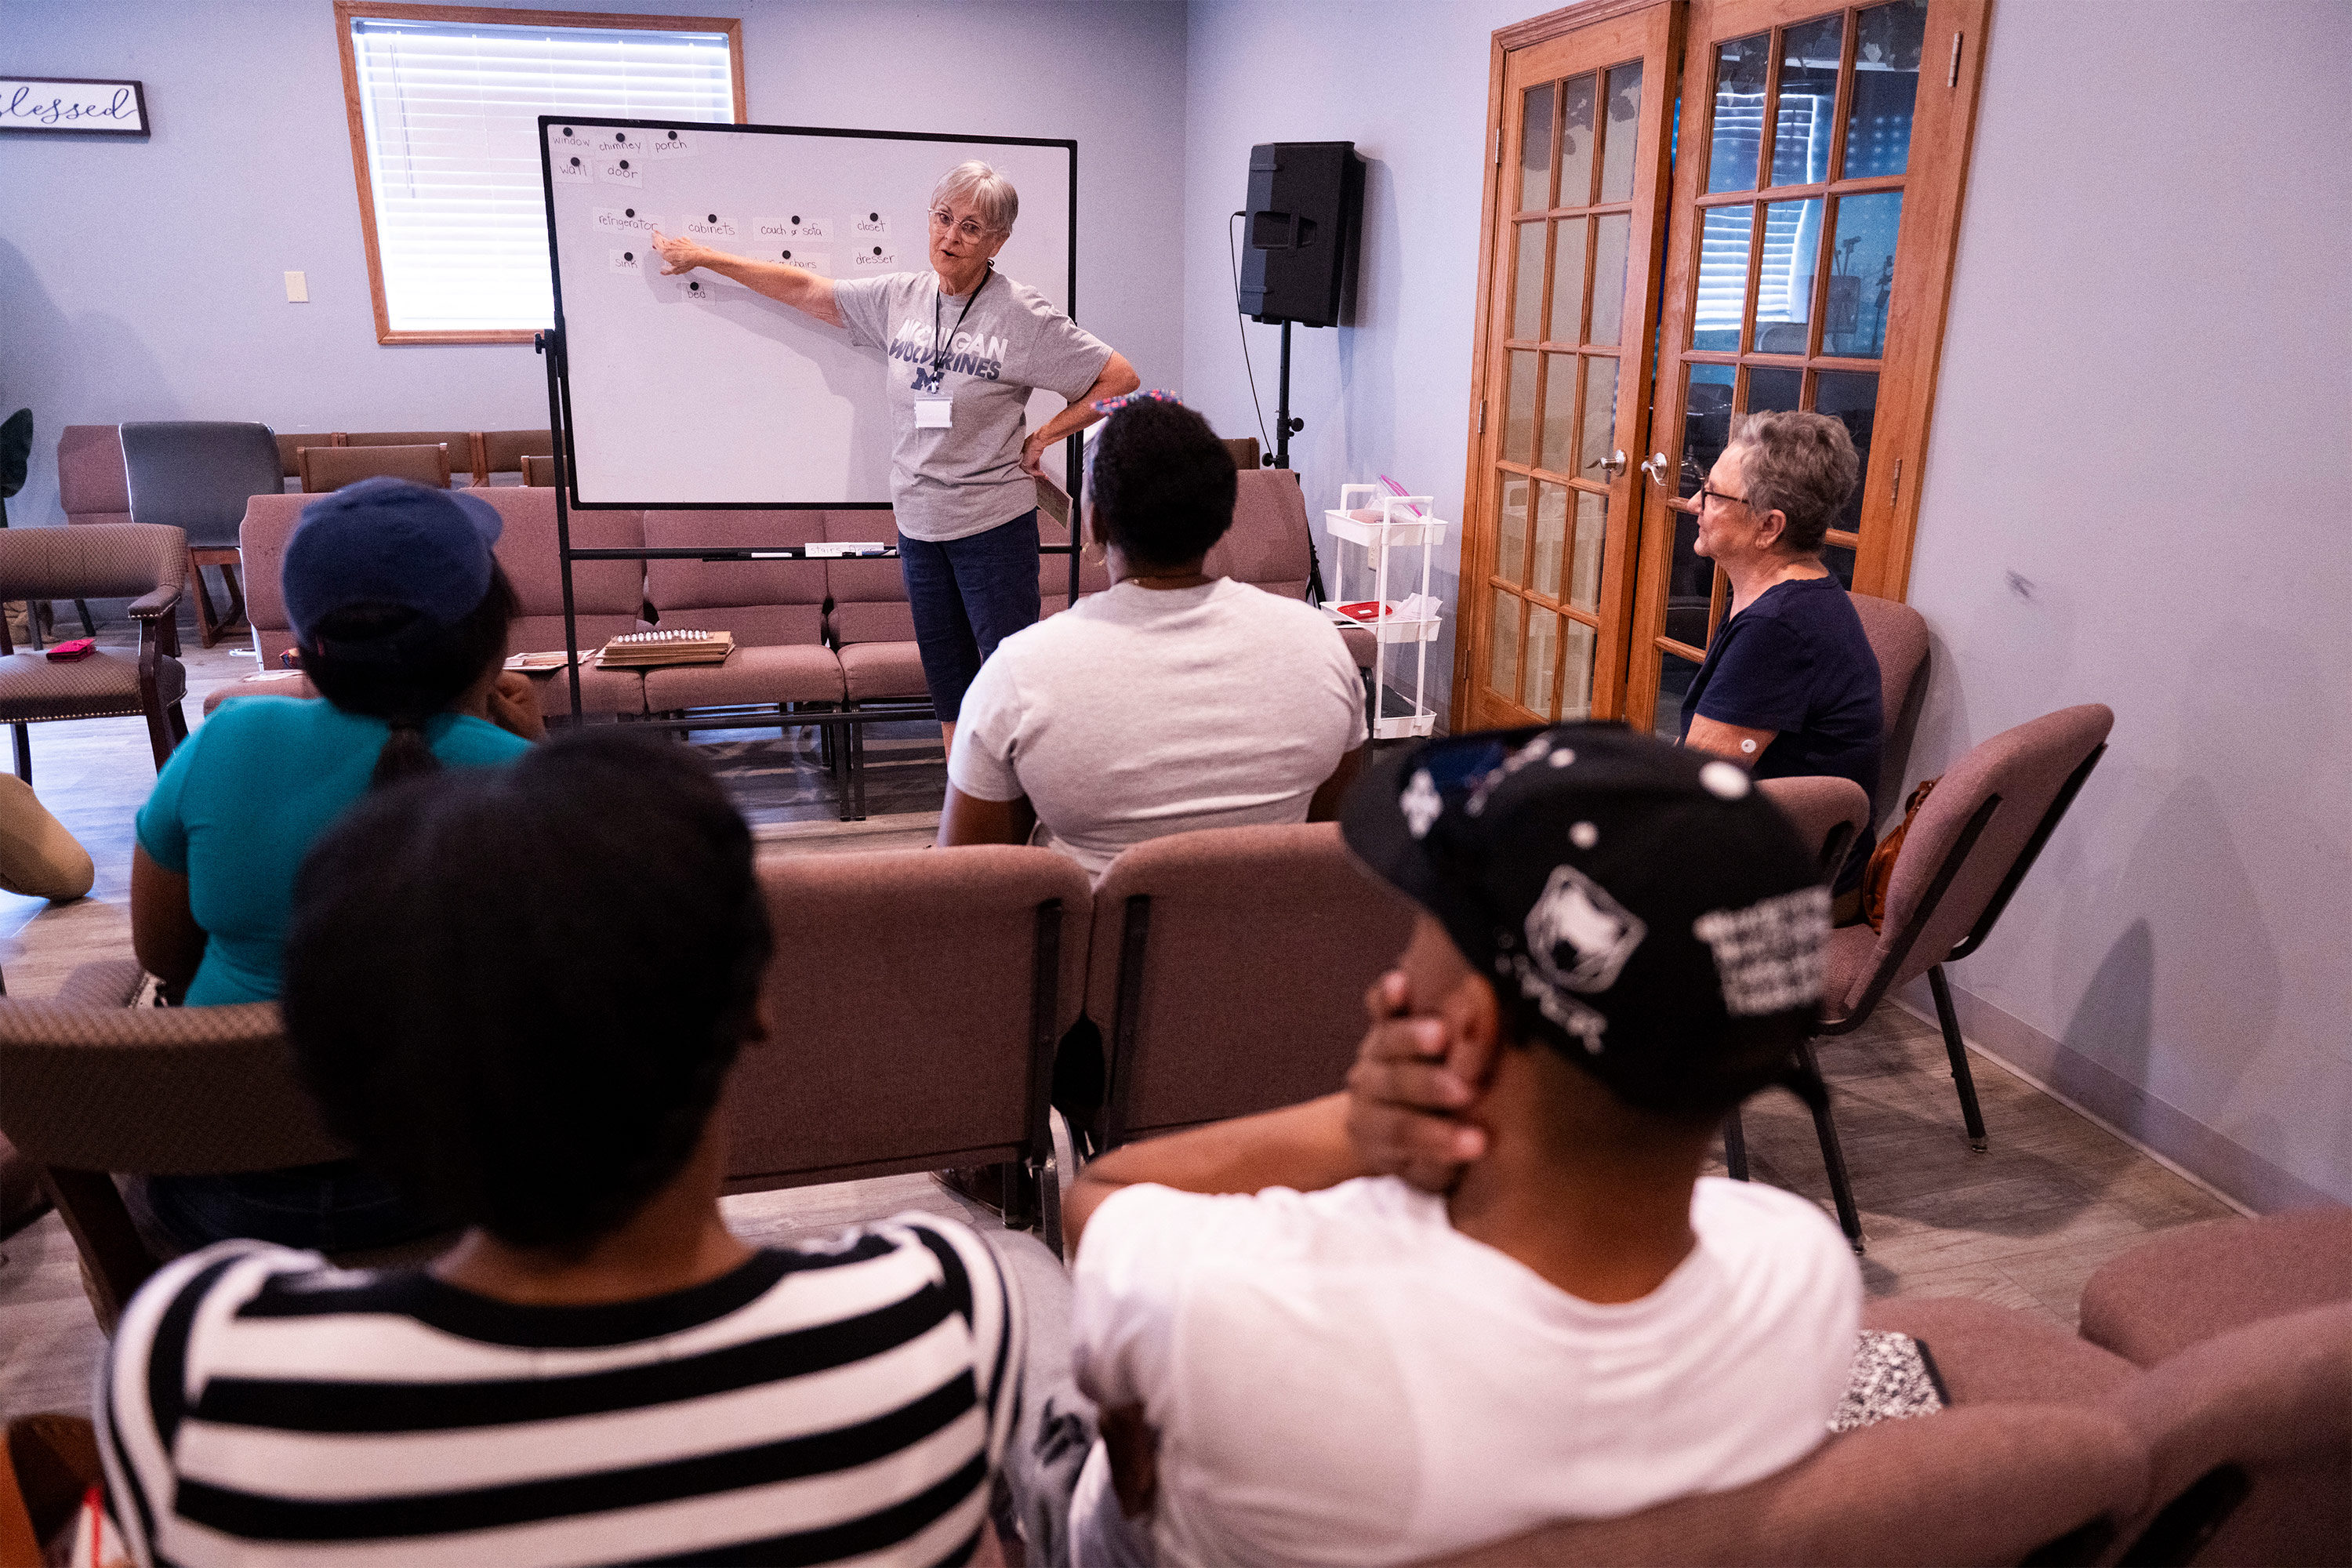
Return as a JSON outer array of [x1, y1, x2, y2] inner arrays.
[[1621, 0, 1984, 735], [1459, 3, 1679, 733]]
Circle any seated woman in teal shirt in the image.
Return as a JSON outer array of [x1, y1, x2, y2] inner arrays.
[[130, 478, 543, 1250]]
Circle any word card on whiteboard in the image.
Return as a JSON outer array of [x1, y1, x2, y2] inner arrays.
[[541, 118, 1076, 508]]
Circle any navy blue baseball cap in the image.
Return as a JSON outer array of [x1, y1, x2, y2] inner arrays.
[[284, 478, 504, 660]]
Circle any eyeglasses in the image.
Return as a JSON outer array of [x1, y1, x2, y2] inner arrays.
[[1693, 485, 1751, 512], [931, 209, 991, 241]]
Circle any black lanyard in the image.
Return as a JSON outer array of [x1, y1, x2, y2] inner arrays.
[[931, 266, 993, 383]]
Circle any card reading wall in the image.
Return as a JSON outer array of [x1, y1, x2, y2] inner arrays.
[[552, 151, 593, 184]]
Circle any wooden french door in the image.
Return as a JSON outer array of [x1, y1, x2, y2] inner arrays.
[[1455, 4, 1681, 732], [1624, 0, 1989, 734], [1455, 0, 1985, 735]]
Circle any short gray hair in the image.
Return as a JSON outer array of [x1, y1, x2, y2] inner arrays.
[[1726, 410, 1860, 556], [930, 161, 1018, 234]]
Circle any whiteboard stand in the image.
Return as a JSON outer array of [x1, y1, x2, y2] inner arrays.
[[1323, 485, 1447, 740], [534, 327, 1084, 817]]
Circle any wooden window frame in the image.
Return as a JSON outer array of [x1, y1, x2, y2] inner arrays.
[[332, 2, 747, 346]]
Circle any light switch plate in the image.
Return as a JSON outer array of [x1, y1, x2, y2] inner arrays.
[[284, 270, 309, 303]]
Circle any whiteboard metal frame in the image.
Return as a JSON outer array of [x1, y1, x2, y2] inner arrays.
[[533, 115, 1084, 743]]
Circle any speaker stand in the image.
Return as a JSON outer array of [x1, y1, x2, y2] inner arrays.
[[1272, 319, 1306, 470], [1269, 319, 1324, 604]]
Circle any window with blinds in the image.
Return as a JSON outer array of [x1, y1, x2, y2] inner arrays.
[[336, 5, 741, 343]]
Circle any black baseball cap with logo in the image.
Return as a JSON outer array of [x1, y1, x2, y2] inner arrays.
[[1341, 723, 1831, 1116]]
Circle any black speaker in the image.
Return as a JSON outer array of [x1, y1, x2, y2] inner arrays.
[[1239, 141, 1364, 328]]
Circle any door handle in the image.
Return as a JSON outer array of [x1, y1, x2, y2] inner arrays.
[[1639, 451, 1671, 485], [1588, 449, 1627, 481]]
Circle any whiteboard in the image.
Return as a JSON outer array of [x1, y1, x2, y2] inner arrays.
[[540, 118, 1076, 509]]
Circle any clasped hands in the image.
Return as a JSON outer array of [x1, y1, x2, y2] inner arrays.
[[1345, 970, 1496, 1192]]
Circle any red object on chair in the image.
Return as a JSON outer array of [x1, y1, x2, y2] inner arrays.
[[41, 640, 95, 662]]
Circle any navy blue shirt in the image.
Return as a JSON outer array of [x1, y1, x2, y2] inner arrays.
[[1681, 576, 1883, 881]]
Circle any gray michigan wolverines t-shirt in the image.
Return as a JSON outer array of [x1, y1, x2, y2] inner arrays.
[[833, 268, 1112, 543]]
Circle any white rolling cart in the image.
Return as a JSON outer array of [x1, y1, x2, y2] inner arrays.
[[1323, 485, 1449, 739]]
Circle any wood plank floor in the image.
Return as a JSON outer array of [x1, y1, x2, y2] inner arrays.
[[0, 620, 2238, 1427]]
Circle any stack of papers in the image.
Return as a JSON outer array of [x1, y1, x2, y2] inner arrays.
[[595, 629, 735, 668]]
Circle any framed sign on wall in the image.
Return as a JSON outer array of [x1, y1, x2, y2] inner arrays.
[[0, 78, 149, 135]]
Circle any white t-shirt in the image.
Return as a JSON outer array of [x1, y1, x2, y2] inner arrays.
[[947, 578, 1367, 881], [1071, 1174, 1861, 1567]]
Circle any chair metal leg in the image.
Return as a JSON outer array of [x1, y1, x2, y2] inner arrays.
[[74, 600, 95, 637], [844, 710, 869, 822], [1722, 1108, 1750, 1180], [190, 568, 223, 648], [1801, 1041, 1866, 1252], [1927, 964, 1990, 1151], [10, 723, 27, 785]]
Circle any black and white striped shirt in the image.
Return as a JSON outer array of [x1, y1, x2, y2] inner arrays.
[[97, 1214, 1019, 1567]]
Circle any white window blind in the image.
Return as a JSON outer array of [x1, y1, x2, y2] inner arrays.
[[348, 15, 735, 335]]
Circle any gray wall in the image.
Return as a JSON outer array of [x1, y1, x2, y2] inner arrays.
[[1181, 0, 1536, 731], [0, 0, 1187, 526], [1895, 0, 2352, 1209]]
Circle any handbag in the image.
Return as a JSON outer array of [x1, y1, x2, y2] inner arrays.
[[1864, 776, 1938, 932]]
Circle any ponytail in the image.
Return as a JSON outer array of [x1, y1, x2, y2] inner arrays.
[[305, 563, 521, 790], [371, 717, 442, 787]]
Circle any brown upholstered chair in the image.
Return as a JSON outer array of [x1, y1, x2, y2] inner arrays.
[[0, 985, 344, 1332], [2106, 1302, 2352, 1568], [640, 510, 844, 721], [1733, 704, 2116, 1248], [1086, 822, 1418, 1152], [1849, 592, 1930, 817], [732, 845, 1090, 1252], [1755, 775, 1872, 880], [0, 524, 188, 781], [1863, 1295, 2142, 1408], [519, 454, 559, 487], [1209, 468, 1375, 670], [211, 488, 649, 724], [296, 441, 452, 492], [271, 431, 311, 481], [2078, 1208, 2352, 1369], [483, 429, 555, 484], [54, 424, 132, 638], [1221, 435, 1261, 470], [1422, 1403, 2149, 1567]]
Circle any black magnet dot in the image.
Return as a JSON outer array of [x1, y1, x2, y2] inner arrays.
[[690, 281, 700, 291], [667, 130, 678, 140], [619, 159, 630, 169], [562, 125, 573, 136], [869, 212, 878, 221], [625, 208, 635, 217], [873, 246, 882, 256], [615, 132, 627, 143], [623, 251, 633, 261], [790, 215, 800, 224], [708, 213, 717, 223], [782, 249, 792, 259], [568, 157, 579, 167]]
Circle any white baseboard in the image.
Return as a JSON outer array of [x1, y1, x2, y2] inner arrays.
[[1892, 978, 2332, 1216]]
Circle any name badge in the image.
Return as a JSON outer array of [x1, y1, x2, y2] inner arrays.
[[914, 399, 953, 429]]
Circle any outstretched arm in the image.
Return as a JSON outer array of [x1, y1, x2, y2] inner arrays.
[[648, 231, 844, 327]]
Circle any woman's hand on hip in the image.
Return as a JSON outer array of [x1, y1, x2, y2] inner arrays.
[[1018, 433, 1051, 480], [649, 230, 706, 276]]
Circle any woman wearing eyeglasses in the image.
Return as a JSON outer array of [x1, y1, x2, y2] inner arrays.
[[1679, 409, 1883, 895], [650, 162, 1138, 750]]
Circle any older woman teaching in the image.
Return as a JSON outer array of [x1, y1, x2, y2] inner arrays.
[[649, 162, 1138, 749], [1679, 409, 1883, 888]]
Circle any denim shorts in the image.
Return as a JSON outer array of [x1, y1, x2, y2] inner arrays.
[[143, 1160, 438, 1254], [898, 510, 1041, 724]]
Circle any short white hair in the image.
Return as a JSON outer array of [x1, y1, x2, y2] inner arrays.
[[930, 161, 1018, 234]]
